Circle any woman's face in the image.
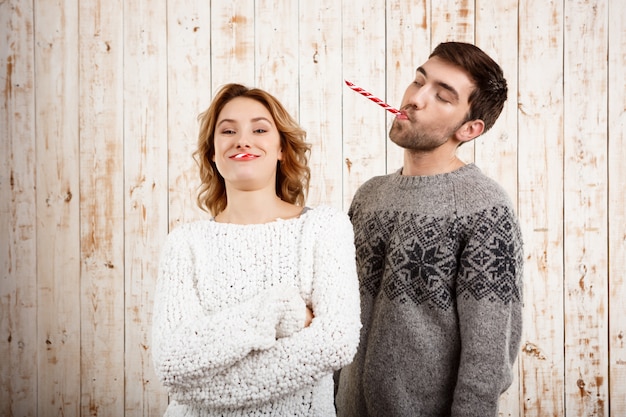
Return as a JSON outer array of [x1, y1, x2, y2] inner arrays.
[[212, 96, 283, 192]]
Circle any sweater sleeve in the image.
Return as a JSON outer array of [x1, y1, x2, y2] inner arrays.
[[151, 228, 308, 396], [183, 209, 362, 409], [451, 204, 524, 417]]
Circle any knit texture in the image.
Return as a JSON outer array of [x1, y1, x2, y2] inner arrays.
[[152, 205, 361, 417], [335, 164, 524, 417]]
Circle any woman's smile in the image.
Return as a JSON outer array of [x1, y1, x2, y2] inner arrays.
[[230, 152, 260, 160]]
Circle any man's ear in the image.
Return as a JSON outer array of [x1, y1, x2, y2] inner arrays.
[[455, 119, 485, 143]]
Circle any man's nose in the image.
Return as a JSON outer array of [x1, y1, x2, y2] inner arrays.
[[404, 87, 427, 110]]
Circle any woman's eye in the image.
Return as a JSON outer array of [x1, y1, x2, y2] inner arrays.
[[254, 128, 267, 134], [221, 129, 235, 134]]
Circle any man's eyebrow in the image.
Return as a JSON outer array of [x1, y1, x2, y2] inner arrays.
[[416, 66, 460, 101]]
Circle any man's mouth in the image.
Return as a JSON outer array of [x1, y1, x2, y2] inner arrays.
[[396, 110, 410, 120]]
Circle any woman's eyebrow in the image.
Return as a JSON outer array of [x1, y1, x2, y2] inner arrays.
[[251, 117, 272, 124], [216, 116, 272, 127]]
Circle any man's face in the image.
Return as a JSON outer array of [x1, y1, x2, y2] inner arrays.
[[389, 56, 475, 151]]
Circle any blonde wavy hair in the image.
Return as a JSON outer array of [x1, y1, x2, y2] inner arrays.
[[193, 83, 311, 216]]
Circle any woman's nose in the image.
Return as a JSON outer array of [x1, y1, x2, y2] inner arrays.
[[235, 134, 251, 148]]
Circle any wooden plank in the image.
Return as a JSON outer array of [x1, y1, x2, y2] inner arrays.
[[78, 0, 125, 415], [210, 2, 255, 90], [255, 0, 299, 116], [0, 0, 38, 415], [431, 0, 475, 165], [166, 0, 211, 227], [608, 0, 626, 413], [341, 0, 387, 210], [385, 0, 431, 175], [474, 0, 519, 207], [518, 0, 565, 417], [123, 0, 170, 414], [563, 0, 609, 415], [517, 1, 566, 414], [33, 0, 81, 415], [298, 0, 344, 209], [474, 1, 520, 414]]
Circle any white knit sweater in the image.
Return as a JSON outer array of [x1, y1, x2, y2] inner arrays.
[[152, 205, 361, 417]]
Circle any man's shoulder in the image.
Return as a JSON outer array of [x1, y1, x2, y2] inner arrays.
[[455, 165, 515, 210]]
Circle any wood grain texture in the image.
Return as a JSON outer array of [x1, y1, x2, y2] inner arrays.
[[341, 0, 387, 210], [255, 0, 299, 116], [563, 0, 609, 415], [608, 0, 626, 413], [166, 0, 211, 227], [518, 0, 566, 415], [0, 0, 37, 416], [298, 0, 344, 209], [34, 0, 81, 415], [210, 3, 255, 91], [78, 0, 125, 415], [122, 0, 169, 413]]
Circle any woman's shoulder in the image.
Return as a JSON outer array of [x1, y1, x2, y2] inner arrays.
[[302, 205, 353, 233], [304, 204, 348, 221]]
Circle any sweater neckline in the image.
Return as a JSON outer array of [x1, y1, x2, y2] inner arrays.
[[391, 163, 478, 187], [209, 206, 312, 226]]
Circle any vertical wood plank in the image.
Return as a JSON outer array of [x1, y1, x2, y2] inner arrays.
[[563, 0, 609, 415], [474, 0, 519, 207], [0, 0, 37, 415], [517, 1, 566, 415], [474, 2, 520, 414], [123, 0, 170, 414], [167, 0, 211, 228], [385, 0, 431, 174], [341, 0, 387, 209], [255, 0, 299, 115], [33, 0, 81, 415], [608, 0, 626, 413], [78, 0, 125, 415], [210, 3, 255, 92], [298, 0, 344, 209], [431, 0, 475, 165]]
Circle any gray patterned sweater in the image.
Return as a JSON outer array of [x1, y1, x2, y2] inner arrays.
[[336, 164, 523, 417]]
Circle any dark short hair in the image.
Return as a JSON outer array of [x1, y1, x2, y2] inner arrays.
[[193, 83, 311, 215], [430, 42, 508, 133]]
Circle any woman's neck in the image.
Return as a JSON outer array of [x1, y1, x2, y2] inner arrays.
[[214, 190, 302, 224]]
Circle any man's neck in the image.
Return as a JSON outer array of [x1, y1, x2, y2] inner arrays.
[[401, 150, 466, 176]]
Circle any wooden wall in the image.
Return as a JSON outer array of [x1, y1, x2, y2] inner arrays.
[[1, 0, 625, 415]]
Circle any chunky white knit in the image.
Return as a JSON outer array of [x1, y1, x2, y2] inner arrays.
[[152, 205, 361, 416]]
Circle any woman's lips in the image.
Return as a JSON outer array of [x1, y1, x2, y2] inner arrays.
[[230, 153, 259, 160]]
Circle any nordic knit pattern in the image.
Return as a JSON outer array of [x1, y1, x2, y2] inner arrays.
[[335, 164, 524, 417], [152, 205, 361, 417]]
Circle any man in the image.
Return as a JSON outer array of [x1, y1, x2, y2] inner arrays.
[[335, 42, 524, 417]]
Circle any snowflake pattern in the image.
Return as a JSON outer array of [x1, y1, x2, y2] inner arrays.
[[353, 206, 523, 310]]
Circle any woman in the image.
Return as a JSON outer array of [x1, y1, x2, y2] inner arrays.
[[152, 83, 361, 416]]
